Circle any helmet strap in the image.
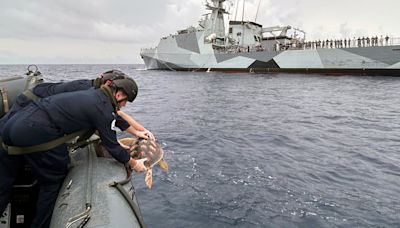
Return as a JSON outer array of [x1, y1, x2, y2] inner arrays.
[[100, 85, 120, 111], [116, 97, 128, 103], [92, 78, 102, 88]]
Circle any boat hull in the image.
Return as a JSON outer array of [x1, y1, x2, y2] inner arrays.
[[50, 143, 144, 228], [141, 42, 400, 76]]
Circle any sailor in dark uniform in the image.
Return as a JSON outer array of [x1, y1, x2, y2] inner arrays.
[[0, 74, 148, 228], [0, 71, 153, 217], [0, 70, 153, 138], [0, 77, 103, 220]]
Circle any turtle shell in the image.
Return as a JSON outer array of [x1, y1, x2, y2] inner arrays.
[[119, 137, 168, 188], [120, 137, 164, 168]]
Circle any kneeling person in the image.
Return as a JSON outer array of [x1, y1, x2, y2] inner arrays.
[[1, 77, 146, 228]]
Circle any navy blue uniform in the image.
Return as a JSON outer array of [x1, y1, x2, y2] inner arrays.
[[0, 80, 129, 134], [0, 80, 92, 133], [0, 80, 94, 220], [1, 88, 130, 228], [0, 80, 130, 227]]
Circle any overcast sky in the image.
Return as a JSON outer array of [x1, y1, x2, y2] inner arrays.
[[0, 0, 399, 64]]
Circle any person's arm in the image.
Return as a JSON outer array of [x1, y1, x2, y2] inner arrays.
[[93, 109, 146, 172], [114, 115, 149, 139], [33, 80, 93, 97], [117, 110, 145, 130], [125, 126, 149, 139], [117, 110, 155, 140]]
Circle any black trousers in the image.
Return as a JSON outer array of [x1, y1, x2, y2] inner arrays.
[[1, 104, 69, 228], [0, 147, 23, 214]]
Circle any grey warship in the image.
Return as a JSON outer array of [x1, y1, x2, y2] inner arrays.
[[140, 0, 400, 76]]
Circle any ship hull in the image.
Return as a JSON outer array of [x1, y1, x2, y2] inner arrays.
[[165, 67, 400, 76], [141, 42, 400, 76]]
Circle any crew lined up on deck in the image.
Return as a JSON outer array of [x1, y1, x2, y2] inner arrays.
[[303, 35, 390, 49]]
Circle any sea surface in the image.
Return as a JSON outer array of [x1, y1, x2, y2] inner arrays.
[[1, 64, 400, 227]]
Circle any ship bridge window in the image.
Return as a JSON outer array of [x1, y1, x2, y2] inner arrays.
[[254, 35, 262, 42], [229, 28, 233, 34]]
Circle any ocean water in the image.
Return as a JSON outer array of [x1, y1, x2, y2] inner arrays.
[[1, 64, 400, 227]]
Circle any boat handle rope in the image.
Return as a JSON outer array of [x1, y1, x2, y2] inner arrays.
[[65, 144, 94, 228], [109, 166, 147, 228], [0, 88, 9, 114]]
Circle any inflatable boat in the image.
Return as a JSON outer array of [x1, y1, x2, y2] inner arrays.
[[0, 66, 146, 228]]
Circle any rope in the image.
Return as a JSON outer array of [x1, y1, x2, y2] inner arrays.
[[0, 88, 9, 114], [109, 166, 147, 228], [65, 145, 94, 228]]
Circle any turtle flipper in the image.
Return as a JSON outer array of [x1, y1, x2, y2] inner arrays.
[[158, 158, 169, 172], [145, 168, 153, 188], [119, 137, 167, 188]]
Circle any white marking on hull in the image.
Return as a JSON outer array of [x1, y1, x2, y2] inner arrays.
[[388, 62, 400, 68], [274, 49, 323, 68]]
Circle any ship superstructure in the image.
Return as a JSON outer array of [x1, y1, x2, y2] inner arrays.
[[140, 0, 400, 75]]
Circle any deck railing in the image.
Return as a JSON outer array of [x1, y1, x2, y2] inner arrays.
[[390, 37, 400, 46], [140, 37, 400, 54], [291, 37, 400, 50]]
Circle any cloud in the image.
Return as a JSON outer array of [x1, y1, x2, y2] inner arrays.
[[0, 1, 165, 42], [339, 23, 351, 38], [156, 0, 204, 34], [93, 22, 157, 43], [0, 0, 399, 64], [0, 37, 144, 64]]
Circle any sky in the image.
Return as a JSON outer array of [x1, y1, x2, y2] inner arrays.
[[0, 0, 399, 64]]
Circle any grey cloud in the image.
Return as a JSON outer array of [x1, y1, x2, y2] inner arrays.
[[339, 23, 351, 38], [0, 0, 168, 43], [1, 0, 397, 64]]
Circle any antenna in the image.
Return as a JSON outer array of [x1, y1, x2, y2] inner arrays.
[[241, 0, 245, 22], [255, 0, 261, 22], [234, 0, 239, 21]]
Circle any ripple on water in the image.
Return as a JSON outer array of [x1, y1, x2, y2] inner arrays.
[[2, 66, 400, 227]]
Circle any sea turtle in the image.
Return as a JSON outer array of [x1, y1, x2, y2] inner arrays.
[[119, 137, 168, 188]]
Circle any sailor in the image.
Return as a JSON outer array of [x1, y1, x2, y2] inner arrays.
[[385, 35, 389, 45], [0, 69, 155, 139], [0, 75, 147, 228], [0, 70, 154, 216], [0, 75, 115, 218]]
